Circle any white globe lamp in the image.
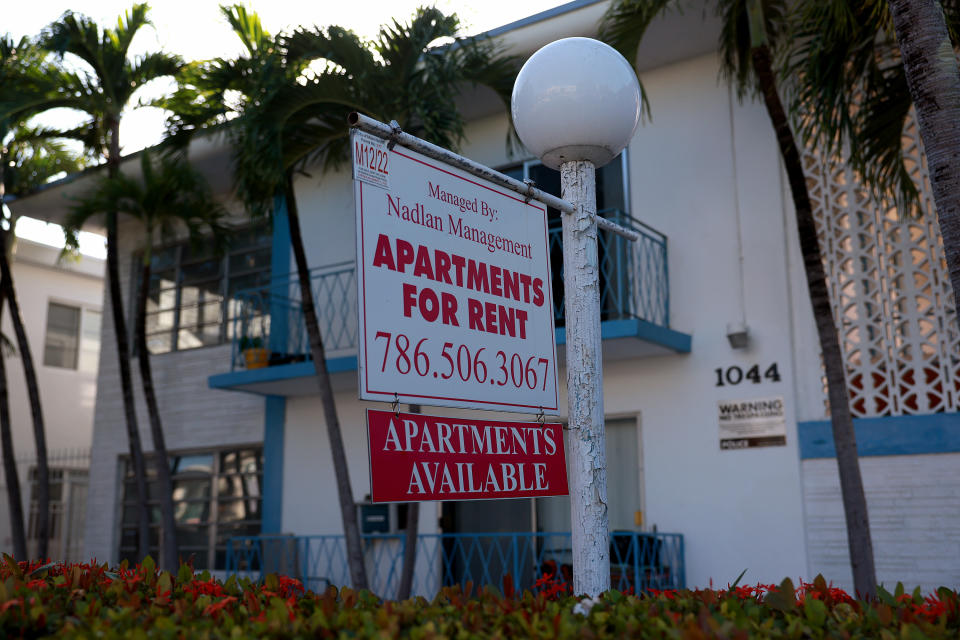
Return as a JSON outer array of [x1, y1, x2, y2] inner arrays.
[[511, 37, 641, 170]]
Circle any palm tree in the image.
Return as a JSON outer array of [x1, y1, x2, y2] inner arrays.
[[67, 151, 227, 571], [168, 5, 517, 589], [0, 283, 24, 559], [887, 0, 960, 317], [600, 0, 877, 597], [42, 3, 182, 562], [235, 8, 518, 592], [0, 34, 91, 561], [787, 0, 960, 319]]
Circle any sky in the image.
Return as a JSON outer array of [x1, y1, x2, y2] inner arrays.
[[7, 0, 564, 255]]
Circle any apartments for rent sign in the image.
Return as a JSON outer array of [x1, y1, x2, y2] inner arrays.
[[367, 410, 568, 502], [352, 131, 559, 414]]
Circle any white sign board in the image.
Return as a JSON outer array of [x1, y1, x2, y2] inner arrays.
[[718, 396, 787, 450], [352, 130, 559, 414]]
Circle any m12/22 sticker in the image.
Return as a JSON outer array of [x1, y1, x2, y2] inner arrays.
[[352, 130, 390, 189], [715, 363, 781, 387]]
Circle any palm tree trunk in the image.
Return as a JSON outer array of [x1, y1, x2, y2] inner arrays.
[[752, 44, 877, 598], [134, 257, 178, 570], [887, 0, 960, 318], [0, 289, 27, 560], [0, 227, 49, 560], [107, 118, 151, 561], [283, 175, 368, 590], [397, 404, 420, 600]]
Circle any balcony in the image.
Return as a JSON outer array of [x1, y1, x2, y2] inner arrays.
[[209, 210, 690, 395], [224, 530, 685, 598]]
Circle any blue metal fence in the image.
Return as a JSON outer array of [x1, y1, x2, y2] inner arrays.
[[229, 210, 668, 371], [225, 531, 684, 598]]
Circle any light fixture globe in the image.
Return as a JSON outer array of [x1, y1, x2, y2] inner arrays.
[[511, 37, 641, 171]]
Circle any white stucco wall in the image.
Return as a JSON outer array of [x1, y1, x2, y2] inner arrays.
[[0, 239, 104, 557], [803, 453, 960, 593]]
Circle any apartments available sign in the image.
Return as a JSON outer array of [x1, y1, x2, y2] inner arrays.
[[718, 395, 787, 449], [352, 130, 559, 414], [366, 409, 568, 502]]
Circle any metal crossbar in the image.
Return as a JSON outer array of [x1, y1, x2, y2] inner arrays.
[[348, 112, 641, 242], [225, 531, 684, 599]]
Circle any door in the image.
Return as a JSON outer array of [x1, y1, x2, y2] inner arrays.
[[535, 417, 643, 575], [440, 499, 533, 589]]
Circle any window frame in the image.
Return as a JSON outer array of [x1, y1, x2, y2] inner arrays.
[[132, 223, 272, 355], [497, 150, 632, 217], [42, 300, 100, 371], [117, 445, 264, 570]]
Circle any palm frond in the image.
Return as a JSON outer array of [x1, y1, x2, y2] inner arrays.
[[128, 51, 182, 95], [221, 4, 271, 56], [598, 0, 676, 120], [67, 150, 227, 256], [3, 125, 91, 197], [782, 0, 960, 217]]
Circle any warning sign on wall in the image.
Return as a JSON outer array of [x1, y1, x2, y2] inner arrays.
[[718, 396, 787, 450]]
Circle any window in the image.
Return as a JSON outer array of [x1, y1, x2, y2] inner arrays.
[[499, 153, 628, 216], [28, 460, 90, 561], [43, 303, 101, 371], [43, 302, 81, 368], [118, 447, 263, 569], [138, 224, 272, 354]]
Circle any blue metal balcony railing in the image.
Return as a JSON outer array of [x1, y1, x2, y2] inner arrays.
[[229, 209, 668, 371], [548, 209, 668, 327], [230, 261, 357, 371], [225, 531, 684, 598]]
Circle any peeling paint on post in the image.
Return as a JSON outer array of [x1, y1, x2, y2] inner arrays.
[[561, 159, 610, 596]]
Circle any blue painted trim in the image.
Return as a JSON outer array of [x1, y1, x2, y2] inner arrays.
[[208, 356, 358, 392], [261, 396, 285, 533], [798, 413, 960, 459], [556, 318, 691, 353], [269, 196, 292, 353], [481, 0, 606, 39]]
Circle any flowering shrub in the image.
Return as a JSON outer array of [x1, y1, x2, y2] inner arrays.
[[1, 554, 958, 638]]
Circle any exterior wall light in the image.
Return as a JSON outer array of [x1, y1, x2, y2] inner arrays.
[[511, 37, 642, 597], [727, 321, 751, 349]]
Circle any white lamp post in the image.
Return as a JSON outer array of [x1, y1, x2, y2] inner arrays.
[[512, 37, 641, 597]]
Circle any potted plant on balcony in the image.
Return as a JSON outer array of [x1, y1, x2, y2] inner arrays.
[[239, 335, 268, 369]]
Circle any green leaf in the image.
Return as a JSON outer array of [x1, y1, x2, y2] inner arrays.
[[158, 571, 172, 594], [140, 556, 155, 580], [177, 564, 194, 584], [877, 584, 896, 606], [764, 578, 796, 613], [804, 597, 827, 626], [3, 554, 22, 580], [730, 568, 748, 589], [264, 573, 279, 592]]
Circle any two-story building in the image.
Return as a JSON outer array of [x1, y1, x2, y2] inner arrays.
[[14, 0, 958, 594], [0, 234, 104, 561]]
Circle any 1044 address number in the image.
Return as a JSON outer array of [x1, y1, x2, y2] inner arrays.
[[715, 363, 781, 387]]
